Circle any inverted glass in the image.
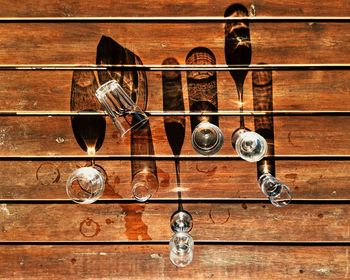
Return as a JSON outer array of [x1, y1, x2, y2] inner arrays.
[[259, 173, 292, 207], [66, 166, 105, 204], [95, 80, 148, 138], [131, 170, 159, 202], [169, 232, 194, 267]]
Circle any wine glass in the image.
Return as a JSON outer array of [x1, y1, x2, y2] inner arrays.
[[66, 166, 105, 204], [95, 80, 148, 138], [232, 128, 268, 162], [259, 173, 292, 207], [169, 232, 194, 267]]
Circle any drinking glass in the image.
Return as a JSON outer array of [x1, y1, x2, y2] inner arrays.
[[259, 173, 292, 207], [131, 170, 159, 202], [191, 121, 224, 156], [66, 166, 105, 204], [232, 128, 267, 162], [169, 232, 194, 267], [95, 80, 148, 138], [170, 210, 193, 233]]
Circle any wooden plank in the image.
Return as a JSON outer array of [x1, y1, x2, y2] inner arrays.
[[0, 0, 349, 17], [0, 245, 348, 279], [0, 23, 348, 64], [0, 160, 349, 200], [0, 203, 349, 241], [0, 116, 349, 156], [0, 70, 349, 112]]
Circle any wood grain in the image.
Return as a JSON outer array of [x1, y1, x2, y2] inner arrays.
[[0, 160, 349, 200], [0, 203, 349, 241], [0, 245, 349, 279], [0, 23, 348, 64], [0, 0, 349, 17], [0, 116, 348, 156], [0, 70, 349, 112]]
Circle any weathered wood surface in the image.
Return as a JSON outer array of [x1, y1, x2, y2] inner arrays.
[[0, 245, 349, 279], [0, 160, 349, 200], [0, 70, 349, 112], [0, 116, 348, 155], [0, 0, 349, 16], [0, 203, 349, 241], [0, 23, 348, 64]]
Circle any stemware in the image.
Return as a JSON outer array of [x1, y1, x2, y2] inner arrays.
[[131, 169, 159, 202], [259, 173, 292, 207], [66, 166, 105, 204], [169, 232, 194, 267], [95, 80, 148, 138]]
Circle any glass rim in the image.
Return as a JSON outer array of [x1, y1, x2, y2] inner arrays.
[[191, 122, 224, 155]]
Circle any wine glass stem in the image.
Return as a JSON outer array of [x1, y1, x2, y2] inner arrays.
[[175, 158, 183, 212]]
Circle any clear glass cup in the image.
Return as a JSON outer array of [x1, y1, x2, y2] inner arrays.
[[170, 210, 193, 233], [66, 166, 105, 204], [259, 173, 292, 207], [95, 80, 148, 138], [191, 121, 224, 156], [232, 128, 267, 162], [131, 170, 159, 202], [169, 232, 194, 267]]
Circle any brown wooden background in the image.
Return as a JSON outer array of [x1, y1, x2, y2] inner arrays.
[[0, 0, 350, 279]]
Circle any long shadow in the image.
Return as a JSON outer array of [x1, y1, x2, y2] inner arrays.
[[252, 68, 275, 178], [186, 47, 219, 131], [224, 3, 251, 129], [95, 35, 153, 240], [162, 57, 186, 210], [70, 71, 106, 156]]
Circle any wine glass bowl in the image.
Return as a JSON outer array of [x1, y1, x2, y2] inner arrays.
[[169, 232, 194, 267], [66, 166, 105, 204], [232, 129, 267, 162], [191, 121, 224, 156], [259, 173, 292, 207]]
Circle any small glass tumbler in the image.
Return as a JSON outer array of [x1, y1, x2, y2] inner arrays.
[[66, 166, 105, 204], [169, 232, 194, 267], [191, 121, 224, 156], [170, 210, 193, 233], [131, 170, 159, 202], [95, 80, 148, 138], [232, 128, 267, 162], [259, 173, 292, 207]]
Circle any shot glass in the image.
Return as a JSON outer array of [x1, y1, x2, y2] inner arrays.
[[232, 128, 267, 162], [169, 232, 194, 267], [259, 173, 292, 207], [66, 166, 105, 204], [191, 121, 224, 156], [131, 170, 159, 202], [95, 80, 148, 138]]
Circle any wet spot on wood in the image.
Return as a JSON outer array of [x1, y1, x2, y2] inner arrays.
[[70, 258, 76, 265], [195, 164, 217, 176], [105, 218, 114, 225], [79, 217, 101, 238], [121, 204, 151, 240], [36, 163, 60, 185], [242, 203, 248, 210], [318, 213, 324, 218], [299, 269, 304, 274], [209, 208, 230, 224], [285, 173, 298, 179], [262, 205, 266, 208]]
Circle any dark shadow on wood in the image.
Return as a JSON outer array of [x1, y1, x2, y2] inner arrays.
[[225, 3, 251, 128], [162, 57, 186, 210], [96, 35, 148, 111], [70, 71, 106, 155], [253, 68, 275, 178], [186, 47, 219, 132]]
